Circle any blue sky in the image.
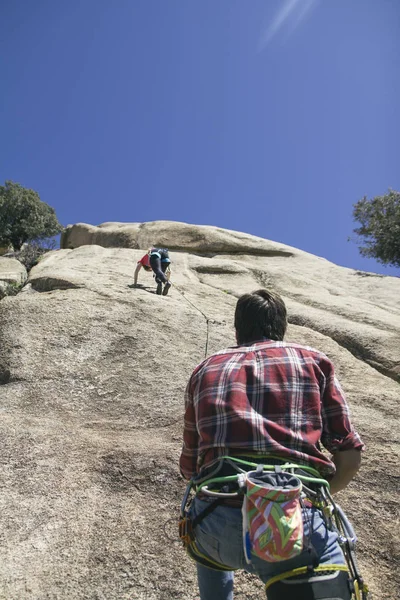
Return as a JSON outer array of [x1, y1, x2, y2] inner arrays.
[[1, 0, 399, 275]]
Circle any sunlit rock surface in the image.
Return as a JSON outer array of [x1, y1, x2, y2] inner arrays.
[[0, 221, 398, 599]]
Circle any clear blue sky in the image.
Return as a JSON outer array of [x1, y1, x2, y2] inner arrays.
[[1, 0, 399, 275]]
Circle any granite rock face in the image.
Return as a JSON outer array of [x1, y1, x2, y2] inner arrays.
[[0, 221, 398, 599], [61, 220, 400, 382], [0, 257, 27, 297]]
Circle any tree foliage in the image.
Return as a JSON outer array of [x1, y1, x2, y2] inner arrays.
[[352, 189, 400, 268], [0, 181, 63, 251], [12, 240, 56, 271]]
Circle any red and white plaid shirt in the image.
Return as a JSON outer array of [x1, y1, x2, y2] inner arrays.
[[180, 340, 364, 480]]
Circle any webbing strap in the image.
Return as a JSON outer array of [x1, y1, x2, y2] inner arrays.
[[265, 564, 350, 591], [187, 541, 236, 572], [191, 497, 223, 529], [204, 455, 324, 477], [195, 457, 330, 493]]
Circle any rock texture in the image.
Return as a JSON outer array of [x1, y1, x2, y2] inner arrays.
[[0, 220, 398, 599], [0, 257, 27, 296]]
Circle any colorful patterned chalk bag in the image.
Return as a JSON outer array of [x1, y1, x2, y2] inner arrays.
[[242, 466, 304, 563]]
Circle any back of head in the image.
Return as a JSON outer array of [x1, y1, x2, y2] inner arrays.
[[234, 289, 287, 345]]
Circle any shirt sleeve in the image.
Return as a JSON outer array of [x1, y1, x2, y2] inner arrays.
[[319, 357, 365, 453], [179, 376, 200, 480]]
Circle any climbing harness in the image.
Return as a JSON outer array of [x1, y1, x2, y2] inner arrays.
[[179, 456, 369, 599], [265, 564, 356, 600]]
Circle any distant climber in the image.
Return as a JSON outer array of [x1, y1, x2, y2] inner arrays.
[[133, 248, 172, 295], [179, 289, 365, 600]]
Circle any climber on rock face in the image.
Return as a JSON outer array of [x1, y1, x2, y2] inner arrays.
[[133, 248, 172, 295], [179, 289, 365, 600], [149, 247, 172, 295]]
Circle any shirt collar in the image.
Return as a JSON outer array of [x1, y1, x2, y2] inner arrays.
[[214, 339, 285, 356]]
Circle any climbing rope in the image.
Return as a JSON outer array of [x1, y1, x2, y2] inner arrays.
[[174, 284, 213, 358]]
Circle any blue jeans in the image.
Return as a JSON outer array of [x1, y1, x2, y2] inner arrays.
[[149, 255, 169, 284], [189, 497, 345, 600]]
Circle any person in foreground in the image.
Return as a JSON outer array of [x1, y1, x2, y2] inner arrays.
[[179, 289, 364, 600]]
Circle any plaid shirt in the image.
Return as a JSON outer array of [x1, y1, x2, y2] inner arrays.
[[180, 340, 364, 480]]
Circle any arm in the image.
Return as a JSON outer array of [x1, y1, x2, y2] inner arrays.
[[179, 377, 200, 480], [133, 263, 142, 286], [319, 357, 365, 493], [329, 449, 362, 494]]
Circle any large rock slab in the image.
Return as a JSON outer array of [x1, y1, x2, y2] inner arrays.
[[0, 221, 398, 599], [61, 220, 298, 256], [61, 221, 400, 382]]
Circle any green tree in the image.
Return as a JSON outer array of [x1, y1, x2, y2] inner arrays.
[[352, 189, 400, 268], [0, 181, 63, 251]]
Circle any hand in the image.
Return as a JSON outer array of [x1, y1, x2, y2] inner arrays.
[[329, 449, 362, 494]]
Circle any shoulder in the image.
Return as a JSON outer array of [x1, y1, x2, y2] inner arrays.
[[280, 342, 337, 378], [188, 346, 239, 379], [280, 341, 335, 369], [208, 341, 332, 368], [280, 341, 330, 360], [190, 341, 332, 371]]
